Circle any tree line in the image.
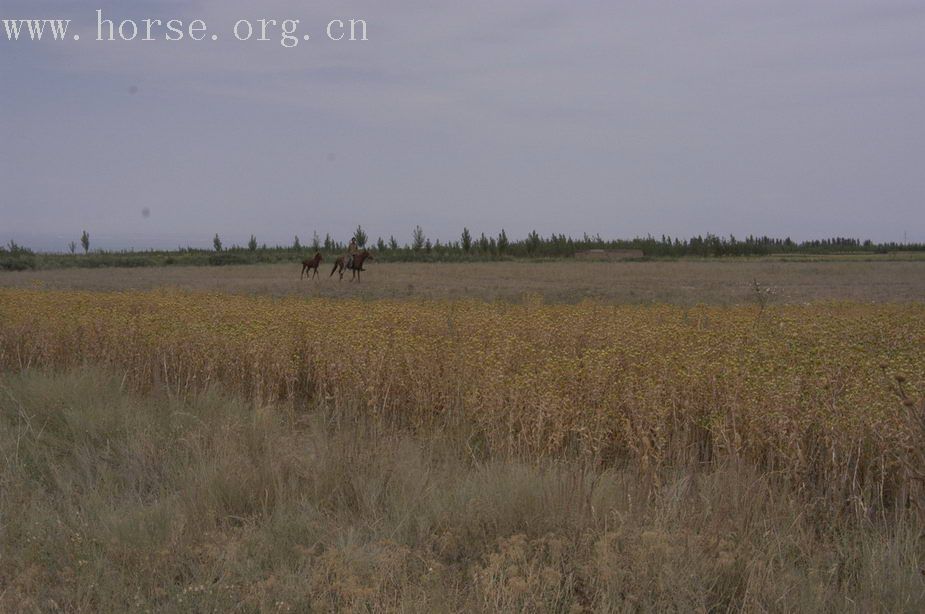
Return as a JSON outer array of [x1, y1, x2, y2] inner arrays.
[[2, 227, 924, 271], [271, 226, 924, 259]]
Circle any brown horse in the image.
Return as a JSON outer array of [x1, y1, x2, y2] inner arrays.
[[300, 252, 323, 279], [330, 250, 373, 281]]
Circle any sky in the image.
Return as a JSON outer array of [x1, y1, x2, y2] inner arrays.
[[2, 1, 924, 251]]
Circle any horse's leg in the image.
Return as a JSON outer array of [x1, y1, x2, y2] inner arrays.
[[301, 264, 306, 280]]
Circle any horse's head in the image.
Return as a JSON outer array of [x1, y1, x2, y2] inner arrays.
[[315, 251, 323, 262]]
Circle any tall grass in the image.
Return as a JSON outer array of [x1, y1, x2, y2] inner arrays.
[[1, 289, 924, 518], [2, 369, 923, 612]]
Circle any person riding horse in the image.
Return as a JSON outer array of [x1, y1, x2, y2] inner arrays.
[[345, 237, 360, 270]]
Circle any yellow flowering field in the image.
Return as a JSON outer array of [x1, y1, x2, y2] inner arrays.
[[1, 289, 923, 502]]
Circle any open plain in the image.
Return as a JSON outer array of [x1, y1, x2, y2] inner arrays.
[[2, 258, 925, 612], [1, 256, 924, 303]]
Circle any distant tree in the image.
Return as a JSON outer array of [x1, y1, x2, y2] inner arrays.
[[376, 237, 386, 251], [354, 225, 368, 248], [68, 241, 77, 255], [526, 230, 541, 255], [80, 230, 90, 254], [312, 231, 321, 251], [424, 238, 433, 254], [248, 234, 258, 251], [324, 233, 333, 252], [461, 227, 472, 254], [478, 233, 490, 253], [497, 229, 509, 255], [412, 225, 426, 252], [293, 235, 302, 251], [389, 235, 399, 250], [213, 234, 223, 252]]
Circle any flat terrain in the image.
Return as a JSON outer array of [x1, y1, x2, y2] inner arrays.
[[3, 369, 922, 612], [2, 257, 924, 303], [3, 264, 925, 611]]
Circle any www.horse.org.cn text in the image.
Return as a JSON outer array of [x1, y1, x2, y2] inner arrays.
[[1, 11, 368, 47]]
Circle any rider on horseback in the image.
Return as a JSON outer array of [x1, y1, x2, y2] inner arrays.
[[345, 237, 360, 270]]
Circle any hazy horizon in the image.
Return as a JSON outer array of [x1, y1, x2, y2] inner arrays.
[[6, 227, 922, 255], [3, 1, 925, 250]]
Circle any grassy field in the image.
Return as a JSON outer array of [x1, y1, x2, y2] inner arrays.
[[2, 257, 925, 303], [2, 369, 923, 612], [1, 260, 924, 611]]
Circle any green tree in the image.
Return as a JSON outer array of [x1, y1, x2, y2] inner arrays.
[[248, 235, 258, 252], [80, 230, 90, 254], [526, 230, 541, 255], [389, 236, 399, 250], [497, 229, 509, 255], [213, 234, 222, 252], [461, 227, 472, 253], [412, 226, 426, 252], [293, 235, 302, 251], [376, 237, 386, 251], [312, 231, 321, 251], [68, 241, 77, 255], [354, 225, 368, 248]]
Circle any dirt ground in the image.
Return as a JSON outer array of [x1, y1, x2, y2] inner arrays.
[[2, 258, 924, 304]]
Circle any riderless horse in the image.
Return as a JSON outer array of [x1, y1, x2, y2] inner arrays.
[[300, 252, 324, 279]]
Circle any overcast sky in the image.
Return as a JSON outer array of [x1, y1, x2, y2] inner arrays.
[[2, 1, 924, 250]]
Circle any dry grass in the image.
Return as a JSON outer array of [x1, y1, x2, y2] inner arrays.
[[2, 289, 924, 515], [2, 257, 925, 304], [2, 265, 924, 611], [2, 369, 924, 612]]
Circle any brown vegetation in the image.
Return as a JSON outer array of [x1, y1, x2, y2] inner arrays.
[[2, 257, 925, 304], [573, 249, 644, 261], [1, 260, 924, 611], [2, 369, 923, 612]]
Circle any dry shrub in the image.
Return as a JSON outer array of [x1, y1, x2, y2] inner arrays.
[[473, 533, 576, 612], [2, 369, 925, 612]]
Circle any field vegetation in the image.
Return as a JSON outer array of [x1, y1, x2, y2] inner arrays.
[[2, 289, 923, 504], [3, 258, 925, 305], [2, 368, 924, 612], [1, 288, 924, 611]]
